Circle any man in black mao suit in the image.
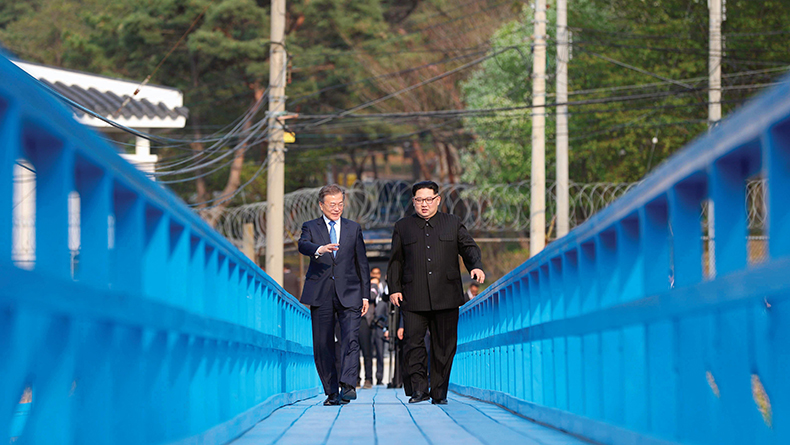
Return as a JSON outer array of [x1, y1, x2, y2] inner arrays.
[[299, 184, 370, 406], [387, 181, 485, 404]]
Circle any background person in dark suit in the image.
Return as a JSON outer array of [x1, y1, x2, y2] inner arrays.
[[359, 278, 379, 389], [464, 282, 480, 302], [283, 264, 301, 298], [387, 180, 485, 405], [298, 184, 370, 406]]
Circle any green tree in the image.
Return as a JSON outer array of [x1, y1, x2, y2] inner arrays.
[[460, 0, 790, 186]]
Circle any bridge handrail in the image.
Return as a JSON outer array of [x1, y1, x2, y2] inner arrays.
[[0, 56, 317, 444], [453, 75, 790, 444]]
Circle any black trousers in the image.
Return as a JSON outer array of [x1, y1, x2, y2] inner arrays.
[[372, 327, 385, 383], [402, 308, 459, 400], [360, 321, 385, 383], [359, 320, 373, 382], [310, 288, 361, 395]]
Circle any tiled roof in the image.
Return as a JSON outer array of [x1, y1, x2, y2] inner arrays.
[[39, 79, 189, 121]]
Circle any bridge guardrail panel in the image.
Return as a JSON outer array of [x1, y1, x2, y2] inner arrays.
[[453, 73, 790, 445], [0, 56, 318, 444]]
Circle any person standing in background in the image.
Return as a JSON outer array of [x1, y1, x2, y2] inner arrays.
[[464, 282, 480, 302], [283, 264, 301, 298], [371, 276, 388, 385], [359, 277, 379, 389], [371, 267, 388, 298]]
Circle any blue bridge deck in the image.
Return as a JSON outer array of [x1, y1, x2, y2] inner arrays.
[[233, 387, 588, 445]]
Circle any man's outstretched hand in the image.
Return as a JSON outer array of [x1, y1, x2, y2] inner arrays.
[[317, 243, 339, 255], [390, 292, 403, 307]]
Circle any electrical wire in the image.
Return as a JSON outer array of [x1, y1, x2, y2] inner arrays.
[[299, 45, 521, 130], [188, 157, 270, 209], [114, 0, 217, 115], [288, 49, 489, 106]]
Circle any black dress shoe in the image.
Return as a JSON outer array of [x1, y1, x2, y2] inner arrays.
[[323, 393, 340, 406], [431, 398, 448, 405], [341, 383, 357, 402], [408, 391, 430, 403]]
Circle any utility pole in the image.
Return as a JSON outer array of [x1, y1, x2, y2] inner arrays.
[[709, 0, 722, 126], [556, 0, 569, 239], [530, 0, 547, 257], [266, 0, 286, 285], [707, 0, 723, 278]]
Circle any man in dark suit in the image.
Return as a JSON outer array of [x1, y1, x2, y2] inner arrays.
[[298, 184, 370, 406], [387, 180, 485, 405]]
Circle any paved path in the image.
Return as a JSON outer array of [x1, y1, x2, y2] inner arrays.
[[233, 387, 590, 445]]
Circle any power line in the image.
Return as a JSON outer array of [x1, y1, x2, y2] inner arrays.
[[574, 47, 695, 89], [114, 0, 216, 115], [189, 157, 270, 209], [287, 49, 489, 106], [307, 0, 514, 55], [571, 39, 790, 66], [299, 45, 522, 130]]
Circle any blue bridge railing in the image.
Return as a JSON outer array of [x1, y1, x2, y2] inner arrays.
[[0, 56, 319, 444], [453, 76, 790, 444]]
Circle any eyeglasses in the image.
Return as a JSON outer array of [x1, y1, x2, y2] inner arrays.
[[321, 201, 345, 210], [413, 195, 440, 205]]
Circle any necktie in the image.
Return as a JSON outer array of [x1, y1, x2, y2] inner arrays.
[[329, 220, 337, 257]]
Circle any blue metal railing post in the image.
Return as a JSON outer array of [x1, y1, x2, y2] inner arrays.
[[112, 188, 144, 295], [669, 179, 706, 286], [0, 99, 17, 264], [31, 134, 74, 279], [75, 160, 112, 286]]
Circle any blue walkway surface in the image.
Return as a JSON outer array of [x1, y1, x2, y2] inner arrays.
[[233, 387, 590, 445]]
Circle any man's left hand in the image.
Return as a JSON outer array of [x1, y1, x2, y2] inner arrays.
[[471, 269, 485, 284], [361, 300, 369, 316]]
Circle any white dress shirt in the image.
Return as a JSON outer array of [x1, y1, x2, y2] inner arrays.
[[314, 215, 341, 257]]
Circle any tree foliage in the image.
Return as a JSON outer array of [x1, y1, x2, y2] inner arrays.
[[461, 0, 790, 186], [2, 0, 790, 202]]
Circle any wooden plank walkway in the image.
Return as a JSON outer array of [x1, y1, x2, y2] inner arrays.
[[233, 387, 591, 445]]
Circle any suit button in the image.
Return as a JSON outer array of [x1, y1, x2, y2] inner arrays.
[[428, 258, 431, 262], [429, 271, 432, 275], [427, 245, 431, 249], [332, 276, 335, 280], [426, 233, 429, 236]]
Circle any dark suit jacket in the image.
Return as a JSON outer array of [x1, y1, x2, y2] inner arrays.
[[387, 212, 484, 312], [298, 217, 371, 308]]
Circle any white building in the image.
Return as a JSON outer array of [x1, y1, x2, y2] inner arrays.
[[10, 59, 188, 271]]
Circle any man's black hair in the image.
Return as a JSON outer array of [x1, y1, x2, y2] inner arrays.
[[412, 180, 439, 197]]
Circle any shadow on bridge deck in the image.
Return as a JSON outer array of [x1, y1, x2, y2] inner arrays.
[[233, 387, 589, 445]]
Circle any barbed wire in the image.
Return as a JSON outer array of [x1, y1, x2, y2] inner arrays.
[[214, 180, 639, 250], [9, 179, 768, 260], [214, 179, 768, 251]]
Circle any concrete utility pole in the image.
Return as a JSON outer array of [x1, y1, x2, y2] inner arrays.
[[707, 0, 723, 278], [266, 0, 286, 285], [530, 0, 547, 257], [556, 0, 569, 239], [709, 0, 722, 125]]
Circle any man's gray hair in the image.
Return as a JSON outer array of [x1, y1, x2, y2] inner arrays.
[[318, 184, 345, 203]]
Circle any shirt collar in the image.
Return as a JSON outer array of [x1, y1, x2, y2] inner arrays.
[[413, 212, 438, 228], [323, 215, 340, 226]]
